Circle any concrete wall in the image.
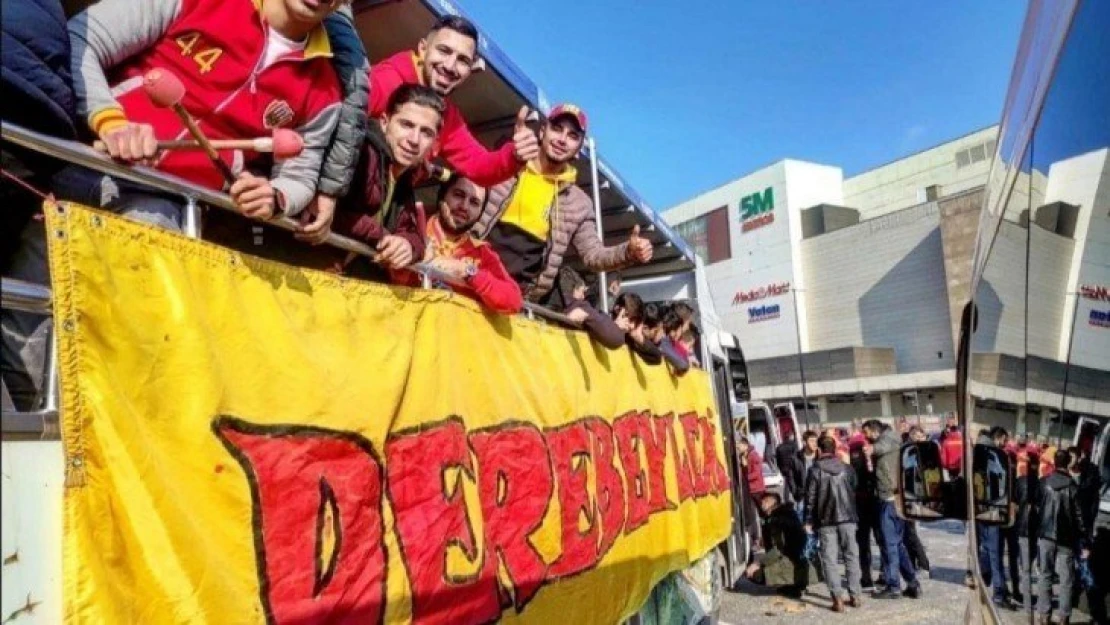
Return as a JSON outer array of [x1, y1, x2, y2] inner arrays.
[[843, 127, 997, 220], [800, 201, 954, 373], [939, 189, 984, 349]]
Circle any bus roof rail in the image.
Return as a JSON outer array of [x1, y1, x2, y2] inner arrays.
[[1, 122, 584, 331]]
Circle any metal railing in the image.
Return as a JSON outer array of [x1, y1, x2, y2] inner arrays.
[[2, 122, 587, 436]]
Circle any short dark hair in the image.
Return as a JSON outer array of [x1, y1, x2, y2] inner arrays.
[[802, 430, 818, 442], [435, 173, 486, 207], [642, 302, 662, 329], [612, 292, 644, 325], [672, 301, 695, 322], [760, 492, 781, 506], [662, 308, 684, 334], [990, 426, 1009, 441], [428, 14, 479, 43], [386, 84, 446, 123], [1055, 449, 1072, 470], [862, 419, 885, 433], [817, 435, 837, 455], [908, 425, 925, 438]]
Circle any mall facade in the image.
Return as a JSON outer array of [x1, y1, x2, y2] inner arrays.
[[665, 126, 1109, 434]]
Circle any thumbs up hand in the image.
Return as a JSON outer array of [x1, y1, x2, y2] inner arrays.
[[512, 106, 540, 163], [627, 224, 653, 264]]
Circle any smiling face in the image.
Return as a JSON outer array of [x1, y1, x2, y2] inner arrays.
[[439, 177, 487, 233], [382, 102, 441, 168], [540, 117, 584, 165], [418, 28, 477, 96]]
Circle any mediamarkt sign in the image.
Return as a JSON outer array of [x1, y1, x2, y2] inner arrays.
[[732, 281, 791, 306], [740, 187, 775, 233], [1080, 284, 1108, 301]]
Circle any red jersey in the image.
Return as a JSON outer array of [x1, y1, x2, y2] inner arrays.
[[370, 51, 520, 187]]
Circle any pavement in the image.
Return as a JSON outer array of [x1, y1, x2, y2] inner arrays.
[[718, 520, 1098, 625]]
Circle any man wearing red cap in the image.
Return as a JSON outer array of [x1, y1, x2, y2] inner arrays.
[[473, 104, 654, 305]]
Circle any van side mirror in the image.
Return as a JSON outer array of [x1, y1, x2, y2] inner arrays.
[[972, 444, 1013, 526], [899, 442, 946, 520]]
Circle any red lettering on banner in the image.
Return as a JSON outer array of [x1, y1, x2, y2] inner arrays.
[[584, 418, 625, 560], [470, 424, 553, 612], [213, 417, 386, 625], [657, 412, 696, 502], [699, 415, 731, 495], [644, 413, 677, 514], [680, 413, 712, 497], [613, 412, 652, 533], [215, 410, 726, 623], [546, 422, 600, 578], [385, 418, 499, 625]]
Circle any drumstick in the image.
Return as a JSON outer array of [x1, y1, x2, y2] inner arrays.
[[143, 68, 236, 185]]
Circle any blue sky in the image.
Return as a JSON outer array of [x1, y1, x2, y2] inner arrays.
[[462, 1, 1027, 209]]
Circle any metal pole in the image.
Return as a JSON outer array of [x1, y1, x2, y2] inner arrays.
[[42, 322, 60, 414], [587, 137, 609, 313], [791, 288, 811, 430], [182, 196, 202, 238], [1056, 290, 1081, 448]]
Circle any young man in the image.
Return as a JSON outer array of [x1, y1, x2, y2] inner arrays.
[[327, 84, 446, 275], [904, 426, 933, 576], [634, 302, 689, 372], [738, 436, 766, 547], [745, 493, 810, 600], [977, 427, 1010, 609], [68, 0, 345, 223], [547, 267, 624, 348], [775, 431, 805, 504], [863, 419, 922, 599], [474, 104, 653, 304], [849, 436, 882, 590], [1, 0, 346, 410], [1035, 450, 1090, 625], [805, 435, 862, 612], [1011, 445, 1039, 613], [336, 14, 535, 193], [399, 174, 521, 313]]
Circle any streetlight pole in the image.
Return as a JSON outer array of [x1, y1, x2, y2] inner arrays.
[[791, 287, 811, 430], [1056, 290, 1082, 447]]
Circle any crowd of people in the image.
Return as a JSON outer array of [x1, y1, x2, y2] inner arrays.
[[741, 418, 1105, 623], [741, 420, 929, 611], [969, 426, 1104, 625], [1, 0, 699, 410]]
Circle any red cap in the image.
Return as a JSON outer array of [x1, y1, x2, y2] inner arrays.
[[548, 103, 588, 133]]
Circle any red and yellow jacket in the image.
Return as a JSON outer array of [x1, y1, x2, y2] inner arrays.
[[69, 0, 341, 214], [396, 216, 522, 315], [370, 51, 520, 188]]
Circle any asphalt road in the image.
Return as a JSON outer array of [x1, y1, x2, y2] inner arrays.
[[718, 520, 1097, 625]]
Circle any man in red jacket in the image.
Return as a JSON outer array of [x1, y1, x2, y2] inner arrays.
[[940, 425, 964, 478], [401, 174, 522, 314], [68, 0, 345, 224], [319, 13, 536, 224]]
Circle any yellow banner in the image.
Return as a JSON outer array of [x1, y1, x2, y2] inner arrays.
[[48, 202, 731, 624]]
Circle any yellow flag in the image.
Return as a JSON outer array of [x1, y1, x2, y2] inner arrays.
[[48, 202, 731, 624]]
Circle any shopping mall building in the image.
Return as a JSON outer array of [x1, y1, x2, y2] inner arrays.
[[664, 126, 1110, 435]]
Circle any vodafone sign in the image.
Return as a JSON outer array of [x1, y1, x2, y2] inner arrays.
[[732, 281, 791, 306]]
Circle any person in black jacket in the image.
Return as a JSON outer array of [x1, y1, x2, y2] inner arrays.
[[805, 435, 863, 612], [745, 492, 810, 599], [1035, 450, 1090, 625], [849, 437, 882, 589], [1012, 447, 1039, 614], [775, 431, 804, 503]]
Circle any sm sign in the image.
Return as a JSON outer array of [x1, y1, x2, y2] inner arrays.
[[740, 187, 775, 233]]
